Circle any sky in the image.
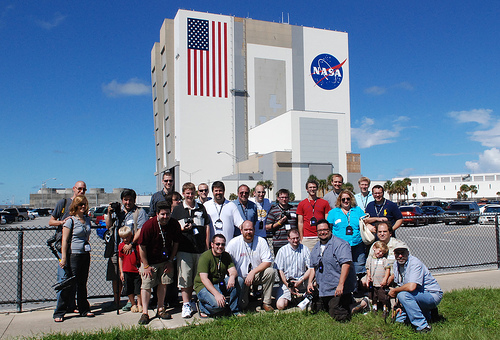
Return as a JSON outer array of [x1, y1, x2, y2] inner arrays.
[[0, 1, 499, 205]]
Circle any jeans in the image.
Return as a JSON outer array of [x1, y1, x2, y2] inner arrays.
[[396, 289, 442, 330], [197, 276, 244, 316], [53, 253, 91, 318], [54, 252, 76, 315], [351, 242, 366, 275]]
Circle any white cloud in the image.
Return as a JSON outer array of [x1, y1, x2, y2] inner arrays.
[[397, 168, 415, 177], [35, 12, 66, 30], [364, 86, 386, 95], [102, 78, 150, 97], [466, 148, 500, 173], [351, 117, 401, 148], [449, 108, 492, 126], [394, 82, 414, 91], [469, 120, 500, 148]]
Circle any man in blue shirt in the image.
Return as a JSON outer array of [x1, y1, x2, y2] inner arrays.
[[389, 245, 443, 333], [232, 184, 257, 236], [365, 185, 403, 233]]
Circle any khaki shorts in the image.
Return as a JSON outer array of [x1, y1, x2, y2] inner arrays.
[[177, 252, 202, 288], [140, 262, 174, 290], [302, 236, 318, 251]]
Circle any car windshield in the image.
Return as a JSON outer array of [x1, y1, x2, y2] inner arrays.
[[485, 207, 500, 213], [449, 204, 469, 211], [422, 207, 435, 212], [399, 207, 414, 212]]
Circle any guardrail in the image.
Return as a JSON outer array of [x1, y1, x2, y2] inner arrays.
[[1, 215, 499, 312]]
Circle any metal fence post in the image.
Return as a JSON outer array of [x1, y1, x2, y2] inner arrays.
[[495, 214, 500, 270], [16, 230, 24, 312]]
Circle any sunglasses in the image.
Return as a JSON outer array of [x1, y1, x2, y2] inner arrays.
[[239, 191, 249, 195], [214, 242, 226, 247], [199, 189, 208, 192], [341, 198, 351, 202], [163, 179, 173, 183]]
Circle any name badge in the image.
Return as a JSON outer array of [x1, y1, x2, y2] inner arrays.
[[214, 219, 223, 230], [84, 243, 91, 252], [285, 224, 291, 230]]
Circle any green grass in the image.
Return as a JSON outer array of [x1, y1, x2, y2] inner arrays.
[[36, 288, 500, 340]]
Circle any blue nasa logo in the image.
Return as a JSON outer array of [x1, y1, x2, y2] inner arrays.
[[310, 54, 346, 90]]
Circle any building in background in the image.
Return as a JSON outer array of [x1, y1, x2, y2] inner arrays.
[[151, 10, 355, 199]]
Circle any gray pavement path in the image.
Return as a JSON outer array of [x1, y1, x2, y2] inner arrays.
[[1, 269, 500, 339]]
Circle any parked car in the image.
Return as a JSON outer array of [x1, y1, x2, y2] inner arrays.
[[479, 205, 500, 225], [421, 206, 446, 223], [91, 206, 108, 225], [2, 208, 29, 222], [443, 201, 480, 225], [28, 210, 38, 219], [32, 208, 51, 217], [0, 211, 16, 223], [95, 207, 108, 226], [399, 206, 426, 226], [1, 215, 5, 225], [421, 200, 450, 209]]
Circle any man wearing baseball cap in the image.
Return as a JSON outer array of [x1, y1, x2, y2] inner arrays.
[[388, 245, 442, 333]]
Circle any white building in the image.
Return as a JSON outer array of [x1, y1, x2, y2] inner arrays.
[[393, 173, 500, 201], [151, 10, 357, 199]]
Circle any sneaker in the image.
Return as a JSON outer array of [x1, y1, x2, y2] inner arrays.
[[138, 313, 150, 325], [416, 326, 432, 333], [351, 297, 371, 315], [182, 303, 193, 318], [190, 301, 198, 312], [122, 301, 132, 312], [156, 308, 172, 320], [361, 297, 372, 314]]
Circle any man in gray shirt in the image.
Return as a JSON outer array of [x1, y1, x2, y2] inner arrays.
[[323, 173, 344, 209]]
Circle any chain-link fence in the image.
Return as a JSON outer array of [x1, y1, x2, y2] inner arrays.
[[0, 225, 111, 312], [1, 215, 499, 312]]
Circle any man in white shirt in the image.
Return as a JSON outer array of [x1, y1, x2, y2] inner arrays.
[[226, 220, 275, 312], [274, 229, 312, 310], [354, 177, 374, 212], [250, 184, 272, 238], [204, 181, 244, 243]]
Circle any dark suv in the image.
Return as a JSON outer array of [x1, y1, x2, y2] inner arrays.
[[444, 202, 480, 225], [3, 208, 29, 222]]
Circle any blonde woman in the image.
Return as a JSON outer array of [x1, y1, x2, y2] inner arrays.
[[53, 196, 93, 322], [326, 190, 366, 277]]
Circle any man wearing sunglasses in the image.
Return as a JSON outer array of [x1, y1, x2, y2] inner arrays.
[[308, 219, 369, 321], [389, 246, 442, 333], [148, 171, 175, 218], [196, 183, 212, 204], [193, 234, 245, 318]]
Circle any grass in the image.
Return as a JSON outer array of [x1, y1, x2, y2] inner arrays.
[[35, 288, 500, 340]]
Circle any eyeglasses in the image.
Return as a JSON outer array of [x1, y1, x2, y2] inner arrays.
[[214, 242, 226, 247], [76, 187, 86, 192], [239, 191, 249, 195], [78, 203, 87, 207], [256, 191, 265, 194], [163, 180, 173, 183], [278, 196, 289, 200], [317, 228, 330, 233], [341, 198, 351, 202], [198, 189, 208, 192]]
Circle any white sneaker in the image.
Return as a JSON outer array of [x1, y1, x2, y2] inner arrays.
[[190, 301, 197, 312], [182, 303, 193, 318]]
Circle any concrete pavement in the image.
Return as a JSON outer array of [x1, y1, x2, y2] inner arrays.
[[1, 269, 500, 339]]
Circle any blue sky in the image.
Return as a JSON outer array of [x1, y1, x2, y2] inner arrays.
[[1, 1, 498, 205]]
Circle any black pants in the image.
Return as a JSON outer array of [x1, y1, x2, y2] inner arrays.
[[322, 293, 355, 322], [53, 253, 91, 318]]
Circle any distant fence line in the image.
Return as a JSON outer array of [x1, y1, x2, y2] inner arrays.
[[1, 214, 499, 312]]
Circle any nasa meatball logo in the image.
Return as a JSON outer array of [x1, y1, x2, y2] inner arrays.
[[310, 54, 346, 90]]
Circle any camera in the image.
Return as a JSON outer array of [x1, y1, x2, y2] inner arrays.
[[185, 218, 194, 225], [281, 211, 291, 220], [110, 202, 121, 213], [287, 278, 296, 289]]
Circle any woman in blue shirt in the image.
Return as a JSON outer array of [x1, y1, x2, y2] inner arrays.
[[327, 190, 366, 276]]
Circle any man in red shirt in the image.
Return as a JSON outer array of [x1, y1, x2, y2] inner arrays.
[[297, 179, 331, 251]]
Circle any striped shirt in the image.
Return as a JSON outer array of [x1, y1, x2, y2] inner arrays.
[[274, 243, 311, 281]]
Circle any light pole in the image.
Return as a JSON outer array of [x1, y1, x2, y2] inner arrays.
[[41, 177, 57, 208], [217, 151, 240, 190]]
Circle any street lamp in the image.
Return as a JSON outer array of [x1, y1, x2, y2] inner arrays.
[[41, 177, 57, 208], [217, 151, 240, 190]]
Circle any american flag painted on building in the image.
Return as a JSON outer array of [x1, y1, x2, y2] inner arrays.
[[187, 17, 228, 98]]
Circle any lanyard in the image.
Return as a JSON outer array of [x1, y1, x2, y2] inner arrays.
[[342, 208, 351, 225], [216, 201, 225, 220], [375, 199, 386, 217], [308, 198, 317, 215]]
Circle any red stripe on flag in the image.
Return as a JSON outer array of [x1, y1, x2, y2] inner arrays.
[[187, 50, 191, 96], [224, 22, 227, 98], [212, 21, 215, 97]]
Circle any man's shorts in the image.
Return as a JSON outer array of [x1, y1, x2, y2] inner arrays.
[[106, 255, 119, 281], [140, 262, 174, 290], [123, 271, 141, 296], [275, 282, 307, 302], [177, 251, 202, 288]]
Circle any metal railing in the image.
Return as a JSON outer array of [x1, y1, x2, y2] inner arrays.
[[1, 214, 499, 312]]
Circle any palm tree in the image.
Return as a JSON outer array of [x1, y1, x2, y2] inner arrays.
[[317, 179, 328, 197], [342, 182, 354, 193], [393, 180, 405, 203], [403, 177, 412, 202], [469, 185, 478, 199], [264, 180, 273, 198], [421, 191, 427, 198], [459, 184, 470, 200], [384, 181, 394, 200], [413, 193, 417, 199]]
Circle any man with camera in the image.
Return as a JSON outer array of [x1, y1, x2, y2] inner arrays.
[[226, 220, 275, 311], [137, 201, 181, 324], [308, 219, 369, 321], [105, 189, 148, 310], [193, 234, 245, 318], [170, 182, 210, 318], [274, 229, 312, 310], [148, 171, 174, 218], [266, 188, 298, 255], [297, 179, 330, 251]]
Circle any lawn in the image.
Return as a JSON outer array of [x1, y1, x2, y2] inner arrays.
[[37, 288, 499, 340]]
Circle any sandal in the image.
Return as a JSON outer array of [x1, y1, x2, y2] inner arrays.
[[54, 317, 64, 322], [81, 312, 95, 317], [156, 308, 172, 320]]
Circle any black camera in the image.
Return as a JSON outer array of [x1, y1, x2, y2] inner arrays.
[[287, 278, 296, 289], [110, 202, 121, 213], [185, 218, 194, 225], [281, 211, 292, 220]]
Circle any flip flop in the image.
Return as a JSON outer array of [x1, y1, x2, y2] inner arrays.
[[54, 317, 64, 322]]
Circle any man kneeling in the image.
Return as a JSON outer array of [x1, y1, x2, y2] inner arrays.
[[193, 234, 245, 317]]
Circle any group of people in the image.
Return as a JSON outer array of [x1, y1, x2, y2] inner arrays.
[[50, 172, 443, 333]]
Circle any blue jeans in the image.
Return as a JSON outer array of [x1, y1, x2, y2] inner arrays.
[[396, 289, 442, 330], [54, 252, 76, 316], [197, 276, 244, 316], [351, 242, 366, 275]]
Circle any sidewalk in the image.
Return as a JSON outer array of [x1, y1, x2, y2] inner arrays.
[[1, 269, 500, 339]]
